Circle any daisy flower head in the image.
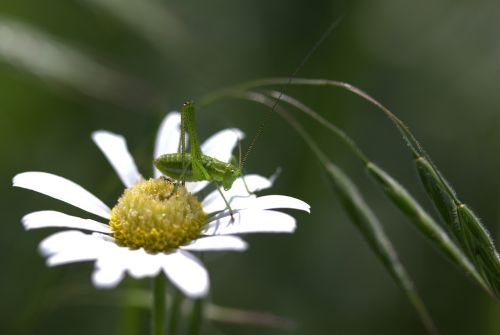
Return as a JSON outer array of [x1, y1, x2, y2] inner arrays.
[[13, 112, 310, 298]]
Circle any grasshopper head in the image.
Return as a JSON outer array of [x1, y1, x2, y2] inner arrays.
[[222, 166, 240, 191]]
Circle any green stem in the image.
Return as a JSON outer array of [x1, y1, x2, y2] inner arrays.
[[167, 288, 182, 334], [152, 273, 167, 335], [187, 298, 204, 335]]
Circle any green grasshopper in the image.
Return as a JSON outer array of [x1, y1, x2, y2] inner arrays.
[[154, 102, 244, 216], [154, 22, 340, 216]]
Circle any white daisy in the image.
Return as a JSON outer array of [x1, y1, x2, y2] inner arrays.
[[13, 112, 310, 298]]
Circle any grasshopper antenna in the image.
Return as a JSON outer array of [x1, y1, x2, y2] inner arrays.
[[240, 16, 344, 171], [238, 133, 243, 170], [238, 136, 254, 195]]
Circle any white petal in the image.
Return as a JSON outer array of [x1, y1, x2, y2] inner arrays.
[[123, 249, 163, 278], [204, 210, 297, 235], [268, 167, 282, 185], [47, 251, 99, 267], [13, 172, 111, 219], [39, 230, 107, 265], [181, 236, 248, 251], [238, 195, 310, 213], [22, 210, 111, 233], [185, 181, 209, 194], [202, 174, 273, 213], [92, 131, 142, 187], [91, 246, 130, 288], [206, 195, 310, 215], [234, 174, 273, 193], [90, 246, 161, 287], [162, 250, 209, 298], [92, 265, 125, 288], [40, 230, 87, 256], [154, 112, 183, 178], [201, 128, 245, 162]]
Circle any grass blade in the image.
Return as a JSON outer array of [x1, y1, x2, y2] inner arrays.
[[325, 162, 439, 335], [413, 137, 500, 298], [259, 90, 490, 295], [366, 162, 491, 293], [417, 156, 500, 295], [0, 17, 151, 107], [241, 91, 439, 334], [456, 205, 500, 295], [203, 77, 500, 299], [414, 157, 459, 231], [82, 0, 187, 53]]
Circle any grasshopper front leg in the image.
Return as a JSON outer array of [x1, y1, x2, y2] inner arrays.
[[192, 159, 235, 222]]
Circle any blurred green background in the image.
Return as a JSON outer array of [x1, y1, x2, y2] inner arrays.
[[2, 0, 500, 334]]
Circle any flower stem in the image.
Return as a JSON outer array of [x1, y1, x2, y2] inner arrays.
[[168, 288, 182, 334], [152, 273, 167, 335], [186, 298, 203, 335]]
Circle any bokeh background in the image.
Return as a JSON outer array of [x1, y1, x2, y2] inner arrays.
[[2, 1, 500, 334]]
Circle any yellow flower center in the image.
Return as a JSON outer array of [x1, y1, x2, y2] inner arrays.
[[109, 178, 207, 253]]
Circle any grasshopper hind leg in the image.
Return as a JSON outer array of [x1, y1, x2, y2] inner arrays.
[[193, 158, 236, 223]]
